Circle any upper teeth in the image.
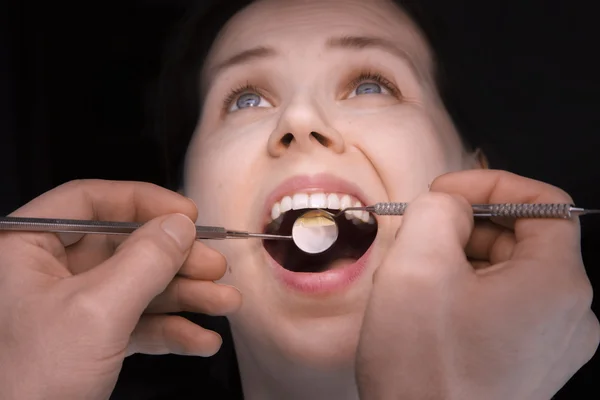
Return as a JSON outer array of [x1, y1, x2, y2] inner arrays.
[[270, 192, 373, 223]]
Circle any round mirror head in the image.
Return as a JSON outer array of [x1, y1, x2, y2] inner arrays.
[[291, 210, 339, 254]]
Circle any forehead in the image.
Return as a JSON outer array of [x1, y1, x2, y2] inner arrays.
[[205, 0, 433, 75]]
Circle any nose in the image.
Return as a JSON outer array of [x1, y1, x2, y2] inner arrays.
[[267, 96, 345, 157]]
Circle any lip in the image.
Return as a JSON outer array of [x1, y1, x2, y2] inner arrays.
[[265, 245, 373, 295], [262, 173, 373, 225], [262, 173, 376, 295]]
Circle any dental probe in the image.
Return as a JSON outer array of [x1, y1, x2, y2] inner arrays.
[[0, 216, 293, 241], [334, 203, 600, 218]]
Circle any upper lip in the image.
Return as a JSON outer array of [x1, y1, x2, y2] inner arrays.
[[262, 173, 373, 223]]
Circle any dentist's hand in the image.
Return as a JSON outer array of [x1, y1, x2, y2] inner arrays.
[[0, 180, 241, 400], [356, 170, 599, 400]]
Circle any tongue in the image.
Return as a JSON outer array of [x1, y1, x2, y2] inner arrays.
[[291, 257, 356, 274], [323, 258, 355, 271]]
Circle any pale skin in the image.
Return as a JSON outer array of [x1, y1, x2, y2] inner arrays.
[[185, 4, 474, 397], [0, 0, 597, 399]]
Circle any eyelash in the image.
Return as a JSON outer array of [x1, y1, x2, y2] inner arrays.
[[344, 70, 401, 98], [222, 70, 401, 111], [223, 82, 265, 111]]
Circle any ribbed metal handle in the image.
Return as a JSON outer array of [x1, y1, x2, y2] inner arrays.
[[471, 203, 573, 218], [371, 203, 577, 218], [371, 203, 408, 215]]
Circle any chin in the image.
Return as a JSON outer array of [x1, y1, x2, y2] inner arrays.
[[231, 300, 367, 370]]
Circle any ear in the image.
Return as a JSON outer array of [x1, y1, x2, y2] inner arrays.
[[475, 148, 489, 169], [470, 148, 489, 169]]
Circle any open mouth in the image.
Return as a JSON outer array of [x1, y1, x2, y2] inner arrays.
[[263, 192, 378, 273]]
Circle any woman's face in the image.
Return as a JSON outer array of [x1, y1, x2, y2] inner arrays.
[[185, 0, 476, 368]]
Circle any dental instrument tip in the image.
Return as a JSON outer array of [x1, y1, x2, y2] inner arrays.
[[571, 208, 600, 216]]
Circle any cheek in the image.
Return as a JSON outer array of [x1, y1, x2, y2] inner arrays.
[[184, 133, 261, 226], [339, 105, 464, 200], [184, 133, 267, 285]]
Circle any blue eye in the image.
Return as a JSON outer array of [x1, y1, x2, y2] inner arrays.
[[236, 93, 261, 109], [346, 81, 391, 99], [356, 82, 382, 95], [345, 72, 399, 100], [227, 91, 274, 113]]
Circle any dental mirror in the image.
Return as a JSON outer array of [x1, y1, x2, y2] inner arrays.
[[292, 210, 339, 254]]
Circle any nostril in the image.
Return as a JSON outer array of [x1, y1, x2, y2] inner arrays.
[[281, 133, 294, 146], [311, 132, 331, 147]]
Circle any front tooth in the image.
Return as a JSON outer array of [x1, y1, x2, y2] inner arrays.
[[327, 193, 340, 209], [271, 202, 281, 220], [351, 201, 363, 219], [292, 193, 309, 210], [309, 193, 327, 208], [280, 196, 293, 212], [340, 195, 352, 219], [360, 211, 370, 223]]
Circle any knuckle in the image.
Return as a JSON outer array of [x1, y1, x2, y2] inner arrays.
[[550, 270, 595, 323], [577, 279, 594, 310], [172, 280, 190, 311], [408, 192, 471, 228], [59, 179, 96, 192], [413, 192, 464, 213], [560, 266, 595, 311], [181, 283, 229, 314], [191, 288, 220, 313], [421, 191, 454, 204]]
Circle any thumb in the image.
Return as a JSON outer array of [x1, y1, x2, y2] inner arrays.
[[76, 213, 197, 324], [382, 192, 474, 283]]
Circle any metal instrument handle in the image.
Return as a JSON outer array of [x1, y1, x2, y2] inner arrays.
[[370, 203, 592, 218], [0, 216, 229, 239]]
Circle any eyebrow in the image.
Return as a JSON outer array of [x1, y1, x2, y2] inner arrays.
[[208, 35, 423, 81], [210, 46, 277, 76], [326, 35, 422, 79]]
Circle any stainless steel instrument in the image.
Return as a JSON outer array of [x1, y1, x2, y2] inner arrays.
[[0, 203, 597, 243], [0, 216, 292, 241], [336, 203, 600, 218]]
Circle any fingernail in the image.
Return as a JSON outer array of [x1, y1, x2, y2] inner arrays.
[[161, 213, 195, 251]]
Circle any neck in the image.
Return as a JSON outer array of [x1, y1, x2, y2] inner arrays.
[[232, 332, 360, 400]]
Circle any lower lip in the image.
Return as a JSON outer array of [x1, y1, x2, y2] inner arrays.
[[266, 245, 373, 294]]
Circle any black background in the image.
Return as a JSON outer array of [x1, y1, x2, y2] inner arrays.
[[2, 0, 599, 398]]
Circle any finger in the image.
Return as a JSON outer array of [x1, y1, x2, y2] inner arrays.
[[9, 179, 197, 252], [127, 315, 222, 357], [64, 234, 121, 274], [431, 169, 581, 263], [376, 192, 474, 285], [466, 220, 516, 264], [66, 235, 226, 281], [146, 278, 241, 315], [177, 241, 228, 280], [73, 213, 197, 325]]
